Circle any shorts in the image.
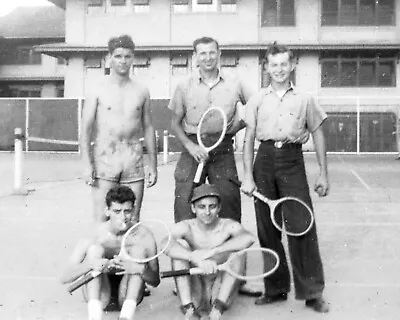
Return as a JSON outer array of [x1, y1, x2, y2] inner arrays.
[[94, 139, 145, 184]]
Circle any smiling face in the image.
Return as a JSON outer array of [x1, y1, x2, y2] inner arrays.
[[194, 41, 220, 73], [191, 196, 221, 226], [265, 51, 295, 85], [109, 47, 134, 76], [106, 200, 136, 231]]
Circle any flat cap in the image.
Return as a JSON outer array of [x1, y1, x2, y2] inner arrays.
[[191, 184, 221, 203]]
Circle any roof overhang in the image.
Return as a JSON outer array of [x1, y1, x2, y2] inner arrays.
[[35, 43, 400, 58], [0, 76, 64, 82], [46, 0, 66, 9]]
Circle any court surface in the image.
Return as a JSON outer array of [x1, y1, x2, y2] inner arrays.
[[0, 153, 399, 320]]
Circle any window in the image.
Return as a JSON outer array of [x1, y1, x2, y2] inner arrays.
[[133, 0, 150, 13], [172, 0, 237, 13], [7, 48, 42, 65], [132, 55, 150, 75], [84, 56, 102, 68], [321, 52, 396, 87], [171, 54, 189, 75], [321, 0, 395, 26], [87, 0, 105, 14], [220, 53, 238, 72], [261, 0, 295, 27]]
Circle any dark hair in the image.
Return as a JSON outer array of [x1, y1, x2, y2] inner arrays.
[[263, 43, 295, 64], [108, 35, 135, 54], [193, 37, 219, 53], [105, 185, 136, 208]]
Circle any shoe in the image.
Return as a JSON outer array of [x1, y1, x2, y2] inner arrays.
[[305, 298, 330, 313], [238, 284, 262, 297], [255, 293, 288, 305], [143, 284, 151, 297]]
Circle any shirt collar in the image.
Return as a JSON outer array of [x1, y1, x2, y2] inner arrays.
[[195, 68, 224, 83], [265, 82, 298, 95]]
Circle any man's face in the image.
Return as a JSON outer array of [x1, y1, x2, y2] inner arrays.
[[266, 52, 295, 85], [109, 47, 134, 76], [106, 201, 136, 230], [194, 41, 220, 73], [192, 196, 220, 225]]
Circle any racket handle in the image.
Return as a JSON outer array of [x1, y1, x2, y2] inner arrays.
[[160, 269, 191, 278], [67, 270, 100, 294], [193, 161, 205, 184]]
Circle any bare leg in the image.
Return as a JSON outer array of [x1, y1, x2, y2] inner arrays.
[[83, 245, 111, 320], [124, 180, 144, 219], [91, 179, 117, 222]]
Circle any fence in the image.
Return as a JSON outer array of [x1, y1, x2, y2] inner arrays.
[[0, 96, 399, 154]]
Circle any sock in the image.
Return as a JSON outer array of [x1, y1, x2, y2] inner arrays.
[[119, 299, 137, 320], [87, 300, 103, 320]]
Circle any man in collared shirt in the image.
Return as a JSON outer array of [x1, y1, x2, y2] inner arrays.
[[168, 36, 254, 224], [241, 44, 330, 313]]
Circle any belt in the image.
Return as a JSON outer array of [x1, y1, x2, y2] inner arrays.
[[261, 140, 302, 149]]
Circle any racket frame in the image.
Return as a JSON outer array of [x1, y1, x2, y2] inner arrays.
[[67, 219, 171, 294], [230, 178, 314, 237], [193, 107, 228, 183]]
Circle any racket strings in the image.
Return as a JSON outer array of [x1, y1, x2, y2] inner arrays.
[[273, 199, 314, 236], [199, 110, 226, 149]]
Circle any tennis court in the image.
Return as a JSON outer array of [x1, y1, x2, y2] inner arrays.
[[0, 153, 399, 320]]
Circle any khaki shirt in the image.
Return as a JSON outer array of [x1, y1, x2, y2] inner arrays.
[[245, 85, 327, 143], [168, 70, 253, 134]]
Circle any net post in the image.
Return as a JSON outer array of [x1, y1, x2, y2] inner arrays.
[[13, 128, 28, 196], [163, 130, 169, 165]]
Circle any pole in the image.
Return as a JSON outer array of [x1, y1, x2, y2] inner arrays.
[[163, 130, 168, 165], [13, 128, 28, 195]]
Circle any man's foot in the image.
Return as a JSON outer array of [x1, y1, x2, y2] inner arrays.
[[181, 302, 200, 320], [238, 284, 262, 297], [254, 293, 288, 305], [305, 298, 330, 313], [208, 308, 222, 320]]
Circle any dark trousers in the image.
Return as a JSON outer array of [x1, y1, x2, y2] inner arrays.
[[173, 135, 241, 223], [253, 141, 325, 300]]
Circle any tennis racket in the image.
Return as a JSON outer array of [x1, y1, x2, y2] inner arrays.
[[67, 219, 171, 294], [230, 178, 314, 237], [188, 107, 228, 200], [160, 247, 279, 281]]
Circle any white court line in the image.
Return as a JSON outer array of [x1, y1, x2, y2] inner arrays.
[[338, 156, 371, 190], [319, 222, 400, 227]]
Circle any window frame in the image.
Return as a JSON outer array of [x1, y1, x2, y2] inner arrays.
[[172, 0, 237, 14], [320, 53, 397, 87], [261, 0, 296, 27], [321, 0, 396, 26]]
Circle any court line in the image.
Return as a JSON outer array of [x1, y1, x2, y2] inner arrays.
[[338, 156, 371, 190]]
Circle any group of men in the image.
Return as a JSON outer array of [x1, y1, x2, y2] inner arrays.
[[62, 34, 330, 320]]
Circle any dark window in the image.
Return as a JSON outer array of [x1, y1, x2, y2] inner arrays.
[[322, 0, 395, 26], [261, 0, 295, 27], [320, 52, 396, 87]]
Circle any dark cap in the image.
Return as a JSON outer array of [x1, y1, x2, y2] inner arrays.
[[191, 184, 221, 203]]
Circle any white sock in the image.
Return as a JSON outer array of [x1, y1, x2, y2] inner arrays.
[[119, 299, 137, 320], [87, 300, 103, 320]]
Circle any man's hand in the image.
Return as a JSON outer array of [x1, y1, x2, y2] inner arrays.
[[314, 174, 329, 197], [83, 165, 97, 187], [146, 166, 158, 188], [240, 177, 256, 197], [91, 258, 110, 273], [111, 255, 145, 275], [189, 249, 219, 274], [186, 142, 209, 163]]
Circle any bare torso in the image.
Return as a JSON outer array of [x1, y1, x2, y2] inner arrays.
[[184, 219, 232, 251], [95, 78, 148, 144]]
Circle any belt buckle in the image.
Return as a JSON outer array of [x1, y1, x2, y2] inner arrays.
[[274, 141, 283, 149]]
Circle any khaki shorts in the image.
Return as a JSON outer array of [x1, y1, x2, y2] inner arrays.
[[94, 139, 145, 184]]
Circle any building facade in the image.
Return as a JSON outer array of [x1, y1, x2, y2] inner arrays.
[[39, 0, 400, 153], [0, 6, 66, 97]]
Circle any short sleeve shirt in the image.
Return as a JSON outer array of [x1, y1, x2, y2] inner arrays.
[[245, 85, 327, 143], [168, 70, 251, 134]]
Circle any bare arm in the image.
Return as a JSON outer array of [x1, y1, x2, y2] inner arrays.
[[80, 92, 98, 178], [142, 89, 158, 187], [312, 124, 329, 197], [241, 125, 257, 195], [59, 239, 108, 284], [212, 222, 255, 255], [163, 222, 193, 262]]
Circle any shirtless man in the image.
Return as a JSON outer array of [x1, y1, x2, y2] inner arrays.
[[60, 185, 160, 320], [81, 34, 157, 222], [164, 184, 256, 320]]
